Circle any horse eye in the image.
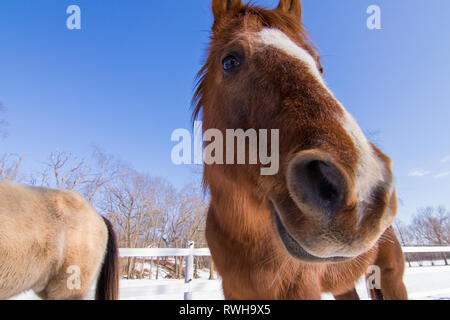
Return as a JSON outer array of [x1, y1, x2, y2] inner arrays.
[[222, 54, 241, 72]]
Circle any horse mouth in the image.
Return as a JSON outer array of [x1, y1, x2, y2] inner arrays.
[[272, 205, 351, 264]]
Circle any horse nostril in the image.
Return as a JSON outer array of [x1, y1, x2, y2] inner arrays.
[[288, 153, 347, 218], [306, 161, 339, 206]]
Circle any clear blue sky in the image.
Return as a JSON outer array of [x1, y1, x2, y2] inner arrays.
[[0, 0, 449, 222]]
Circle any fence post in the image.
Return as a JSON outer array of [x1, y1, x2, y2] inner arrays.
[[209, 259, 215, 280], [184, 241, 194, 300]]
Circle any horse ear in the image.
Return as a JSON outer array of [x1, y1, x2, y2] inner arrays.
[[277, 0, 302, 22], [212, 0, 242, 21]]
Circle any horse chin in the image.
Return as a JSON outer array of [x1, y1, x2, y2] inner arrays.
[[272, 208, 353, 264]]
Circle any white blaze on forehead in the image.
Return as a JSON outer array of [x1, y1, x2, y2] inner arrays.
[[255, 28, 388, 204], [256, 28, 325, 86]]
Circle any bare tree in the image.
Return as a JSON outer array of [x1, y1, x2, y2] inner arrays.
[[101, 168, 209, 279], [411, 207, 450, 245], [168, 183, 208, 247], [80, 146, 126, 203], [164, 183, 208, 278], [102, 171, 178, 278], [40, 150, 90, 190], [410, 206, 450, 265], [0, 153, 27, 182], [394, 220, 413, 246], [32, 148, 124, 204], [393, 220, 414, 267], [104, 173, 164, 247]]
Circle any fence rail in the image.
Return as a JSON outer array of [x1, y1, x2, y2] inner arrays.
[[402, 247, 450, 253], [119, 245, 450, 300], [119, 247, 211, 257]]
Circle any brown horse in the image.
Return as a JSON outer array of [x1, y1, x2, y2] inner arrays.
[[193, 0, 408, 300], [0, 181, 119, 300]]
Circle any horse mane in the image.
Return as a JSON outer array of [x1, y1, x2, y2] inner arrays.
[[192, 3, 319, 124]]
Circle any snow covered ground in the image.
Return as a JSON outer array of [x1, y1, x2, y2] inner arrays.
[[11, 266, 450, 300]]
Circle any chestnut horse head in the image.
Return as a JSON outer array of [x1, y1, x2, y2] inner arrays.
[[194, 0, 397, 263]]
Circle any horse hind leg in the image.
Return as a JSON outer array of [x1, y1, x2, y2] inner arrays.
[[369, 227, 408, 300], [366, 272, 407, 301], [367, 287, 384, 300], [37, 285, 88, 300], [37, 274, 90, 300], [367, 268, 408, 300], [36, 263, 98, 300]]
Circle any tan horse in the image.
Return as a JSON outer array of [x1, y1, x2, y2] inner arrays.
[[0, 181, 119, 300], [193, 0, 408, 300]]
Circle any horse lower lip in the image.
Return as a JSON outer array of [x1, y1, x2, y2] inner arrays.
[[272, 206, 349, 263]]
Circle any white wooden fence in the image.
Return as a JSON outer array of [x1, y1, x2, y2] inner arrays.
[[403, 247, 450, 253], [120, 242, 211, 300], [119, 245, 450, 300]]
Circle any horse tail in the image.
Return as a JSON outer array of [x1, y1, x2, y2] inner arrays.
[[95, 216, 120, 300]]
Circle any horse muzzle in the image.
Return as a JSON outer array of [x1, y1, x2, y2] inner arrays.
[[271, 149, 397, 262]]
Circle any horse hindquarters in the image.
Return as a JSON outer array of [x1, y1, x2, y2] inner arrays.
[[38, 195, 116, 300]]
